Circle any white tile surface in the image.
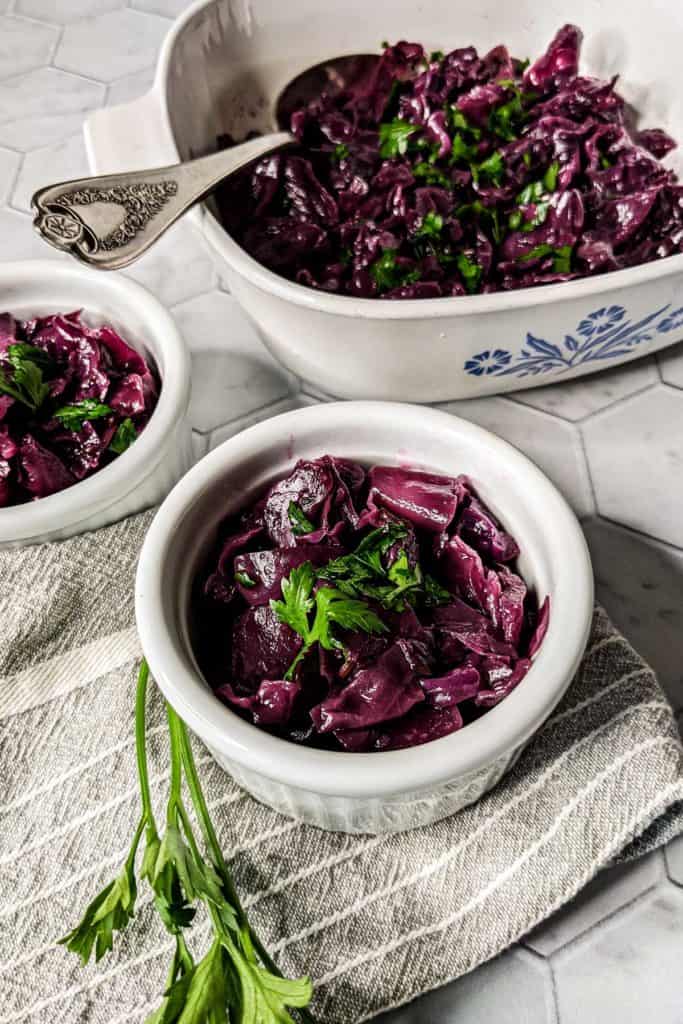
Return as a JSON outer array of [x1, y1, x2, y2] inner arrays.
[[171, 290, 296, 433], [122, 220, 217, 308], [105, 65, 155, 106], [552, 888, 683, 1024], [0, 67, 105, 150], [0, 205, 64, 260], [208, 394, 311, 449], [524, 851, 664, 957], [10, 132, 86, 211], [582, 386, 683, 548], [658, 341, 683, 389], [511, 357, 659, 422], [664, 833, 683, 886], [438, 396, 595, 517], [0, 145, 20, 202], [55, 8, 170, 82], [376, 947, 556, 1023], [130, 0, 190, 16], [15, 0, 124, 23], [0, 14, 59, 79], [583, 518, 683, 711]]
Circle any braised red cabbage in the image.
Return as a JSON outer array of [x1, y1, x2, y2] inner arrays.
[[0, 311, 157, 506], [197, 456, 550, 752], [216, 25, 681, 298]]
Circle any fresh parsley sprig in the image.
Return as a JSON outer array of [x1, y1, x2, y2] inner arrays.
[[271, 562, 387, 679], [60, 661, 316, 1024]]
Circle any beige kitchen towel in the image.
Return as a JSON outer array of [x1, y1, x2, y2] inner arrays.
[[1, 511, 682, 1024]]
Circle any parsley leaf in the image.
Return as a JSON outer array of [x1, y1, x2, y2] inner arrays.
[[234, 570, 256, 589], [0, 344, 51, 412], [447, 107, 482, 139], [54, 399, 113, 431], [110, 417, 137, 454], [334, 143, 350, 160], [457, 200, 503, 245], [272, 562, 316, 642], [423, 574, 452, 606], [518, 243, 573, 272], [415, 210, 444, 238], [451, 132, 479, 164], [59, 819, 143, 964], [287, 500, 315, 536], [413, 161, 451, 187], [430, 49, 444, 62], [543, 160, 560, 192], [378, 117, 418, 158], [370, 249, 421, 293], [271, 561, 386, 678], [456, 251, 483, 294], [474, 150, 505, 186]]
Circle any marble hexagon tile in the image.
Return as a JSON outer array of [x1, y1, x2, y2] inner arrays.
[[581, 385, 683, 548]]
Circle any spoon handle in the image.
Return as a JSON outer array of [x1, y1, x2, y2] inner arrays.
[[31, 132, 293, 270]]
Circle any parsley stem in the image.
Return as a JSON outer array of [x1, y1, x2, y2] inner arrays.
[[166, 701, 183, 823], [175, 713, 317, 1023], [124, 813, 146, 873], [134, 660, 157, 834]]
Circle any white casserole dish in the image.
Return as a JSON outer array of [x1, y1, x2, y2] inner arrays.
[[135, 402, 594, 834], [0, 260, 192, 547], [85, 0, 683, 402]]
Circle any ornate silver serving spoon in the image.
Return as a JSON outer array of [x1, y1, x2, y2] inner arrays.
[[31, 54, 377, 271]]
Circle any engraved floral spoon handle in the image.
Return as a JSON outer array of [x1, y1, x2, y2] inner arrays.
[[31, 132, 293, 271]]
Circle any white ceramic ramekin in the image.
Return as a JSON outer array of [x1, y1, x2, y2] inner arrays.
[[85, 0, 683, 401], [0, 260, 192, 547], [135, 402, 594, 834]]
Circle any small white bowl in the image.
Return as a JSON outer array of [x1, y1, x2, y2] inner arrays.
[[0, 260, 193, 547], [135, 402, 594, 834]]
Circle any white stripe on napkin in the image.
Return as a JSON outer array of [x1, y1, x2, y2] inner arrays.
[[0, 626, 139, 719]]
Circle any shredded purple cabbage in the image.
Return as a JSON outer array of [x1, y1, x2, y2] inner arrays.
[[216, 25, 681, 298], [198, 456, 550, 752], [0, 310, 157, 506]]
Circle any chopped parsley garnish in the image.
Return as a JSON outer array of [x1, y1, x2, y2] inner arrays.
[[288, 500, 315, 536], [334, 143, 350, 160], [451, 132, 479, 164], [457, 200, 502, 244], [378, 117, 418, 158], [370, 249, 421, 293], [447, 107, 482, 139], [0, 343, 51, 412], [54, 400, 113, 431], [519, 243, 573, 273], [109, 418, 137, 454], [456, 251, 483, 293], [416, 210, 444, 238], [430, 49, 444, 62], [543, 160, 560, 192], [474, 150, 505, 186], [523, 150, 532, 168], [413, 161, 451, 187], [234, 570, 256, 588], [271, 562, 387, 679], [423, 574, 452, 606]]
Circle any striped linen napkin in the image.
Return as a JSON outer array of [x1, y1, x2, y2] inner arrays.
[[1, 511, 682, 1024]]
